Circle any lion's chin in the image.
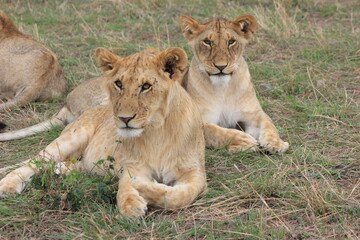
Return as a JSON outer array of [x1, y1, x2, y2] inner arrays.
[[116, 128, 144, 138], [209, 74, 231, 86]]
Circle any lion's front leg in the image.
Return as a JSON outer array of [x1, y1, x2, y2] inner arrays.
[[116, 167, 149, 218], [246, 112, 289, 153], [130, 169, 207, 210], [204, 123, 258, 153]]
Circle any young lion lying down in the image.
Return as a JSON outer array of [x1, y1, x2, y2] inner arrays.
[[0, 47, 207, 218]]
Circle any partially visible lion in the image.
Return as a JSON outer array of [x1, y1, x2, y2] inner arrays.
[[180, 15, 289, 153], [0, 76, 107, 141], [0, 10, 67, 112], [0, 47, 207, 218]]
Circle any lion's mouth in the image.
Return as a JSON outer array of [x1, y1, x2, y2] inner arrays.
[[208, 71, 232, 76], [122, 126, 137, 129], [214, 72, 228, 76]]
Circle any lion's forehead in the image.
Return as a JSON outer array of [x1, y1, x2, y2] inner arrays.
[[205, 28, 237, 41], [203, 18, 229, 27], [122, 51, 157, 65], [203, 18, 235, 31], [116, 68, 158, 83]]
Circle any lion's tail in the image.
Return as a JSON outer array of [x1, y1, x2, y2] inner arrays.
[[0, 106, 73, 141]]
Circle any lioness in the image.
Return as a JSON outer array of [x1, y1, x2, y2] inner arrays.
[[0, 10, 67, 111], [0, 47, 207, 218], [180, 15, 289, 153]]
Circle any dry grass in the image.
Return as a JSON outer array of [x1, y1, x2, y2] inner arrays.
[[0, 0, 359, 239]]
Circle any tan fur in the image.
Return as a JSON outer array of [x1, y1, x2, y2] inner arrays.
[[0, 48, 207, 218], [0, 10, 66, 111], [180, 15, 289, 153], [0, 76, 107, 141]]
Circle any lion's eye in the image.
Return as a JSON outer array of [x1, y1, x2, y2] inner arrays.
[[203, 39, 212, 46], [141, 82, 152, 92], [114, 80, 122, 89], [228, 39, 236, 46]]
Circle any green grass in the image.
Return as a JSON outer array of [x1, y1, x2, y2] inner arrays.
[[1, 0, 359, 239]]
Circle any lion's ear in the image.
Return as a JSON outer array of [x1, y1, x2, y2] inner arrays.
[[232, 14, 257, 39], [95, 48, 120, 73], [158, 47, 188, 81], [0, 12, 6, 31], [179, 15, 201, 40]]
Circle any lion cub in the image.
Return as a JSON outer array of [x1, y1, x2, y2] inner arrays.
[[0, 10, 66, 111], [180, 15, 289, 153], [0, 47, 207, 218]]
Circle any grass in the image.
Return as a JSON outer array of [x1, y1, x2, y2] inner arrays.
[[0, 0, 359, 239]]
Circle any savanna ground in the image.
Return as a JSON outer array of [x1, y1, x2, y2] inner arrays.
[[0, 0, 359, 239]]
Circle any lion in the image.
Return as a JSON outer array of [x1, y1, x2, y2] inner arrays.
[[0, 76, 107, 141], [0, 47, 207, 218], [179, 15, 289, 154], [0, 10, 67, 112]]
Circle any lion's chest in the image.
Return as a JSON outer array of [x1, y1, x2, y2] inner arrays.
[[201, 94, 241, 128], [80, 118, 180, 179]]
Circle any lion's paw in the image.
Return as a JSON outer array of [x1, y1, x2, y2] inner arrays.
[[258, 134, 289, 153], [0, 177, 23, 197], [228, 132, 258, 153], [118, 193, 148, 218], [130, 176, 148, 189]]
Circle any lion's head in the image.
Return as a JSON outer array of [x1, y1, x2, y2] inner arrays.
[[95, 47, 188, 138], [180, 15, 257, 84]]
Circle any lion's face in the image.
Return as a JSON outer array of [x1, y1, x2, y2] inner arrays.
[[95, 47, 187, 138], [180, 15, 257, 84]]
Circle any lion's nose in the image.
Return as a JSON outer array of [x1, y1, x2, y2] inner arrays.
[[119, 114, 136, 124], [214, 64, 227, 71]]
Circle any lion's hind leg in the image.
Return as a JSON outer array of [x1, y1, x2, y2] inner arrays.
[[0, 91, 14, 104], [0, 162, 38, 197], [0, 152, 65, 197], [0, 84, 42, 111], [0, 120, 94, 197]]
